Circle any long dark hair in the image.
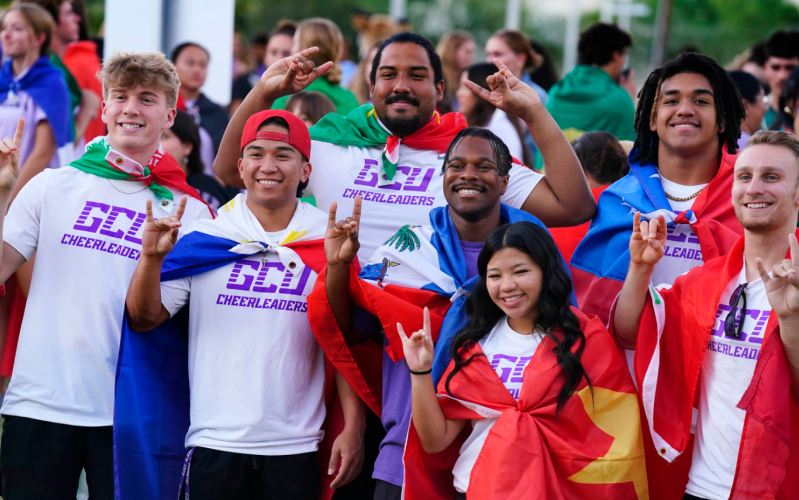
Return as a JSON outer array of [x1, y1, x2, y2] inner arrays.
[[445, 222, 592, 415], [170, 111, 204, 175], [770, 66, 799, 132], [632, 52, 744, 166]]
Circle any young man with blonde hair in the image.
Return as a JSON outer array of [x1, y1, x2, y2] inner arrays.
[[0, 51, 211, 500]]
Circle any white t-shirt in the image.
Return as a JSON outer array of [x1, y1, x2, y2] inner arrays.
[[452, 317, 544, 493], [486, 110, 524, 162], [159, 211, 326, 456], [650, 177, 708, 287], [685, 258, 769, 499], [0, 88, 61, 170], [306, 139, 543, 264], [0, 167, 211, 427]]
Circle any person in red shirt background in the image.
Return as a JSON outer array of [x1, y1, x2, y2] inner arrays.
[[549, 130, 631, 262]]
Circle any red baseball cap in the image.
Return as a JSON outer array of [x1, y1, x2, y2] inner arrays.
[[240, 109, 312, 160]]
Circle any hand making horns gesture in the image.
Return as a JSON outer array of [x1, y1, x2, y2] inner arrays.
[[0, 118, 23, 195], [259, 46, 335, 100], [629, 212, 668, 267], [141, 196, 187, 260], [757, 233, 799, 319], [462, 58, 542, 121], [325, 195, 362, 267], [397, 307, 434, 374]]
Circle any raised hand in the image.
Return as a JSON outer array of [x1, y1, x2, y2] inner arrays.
[[462, 59, 541, 122], [140, 196, 187, 260], [0, 118, 24, 195], [629, 212, 667, 267], [757, 233, 799, 319], [325, 196, 361, 267], [397, 307, 434, 373], [258, 47, 335, 101]]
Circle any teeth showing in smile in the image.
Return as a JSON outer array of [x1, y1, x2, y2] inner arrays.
[[502, 295, 522, 303], [458, 189, 480, 194], [745, 203, 769, 208], [120, 124, 142, 129], [672, 124, 698, 128], [258, 180, 280, 185]]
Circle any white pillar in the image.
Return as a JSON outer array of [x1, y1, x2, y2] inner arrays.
[[389, 0, 407, 19], [562, 0, 581, 74], [505, 0, 521, 29], [165, 0, 235, 106], [104, 0, 163, 58]]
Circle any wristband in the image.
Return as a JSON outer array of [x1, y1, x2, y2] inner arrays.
[[408, 368, 432, 376]]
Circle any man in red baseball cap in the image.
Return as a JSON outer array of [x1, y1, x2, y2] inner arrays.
[[125, 107, 366, 498]]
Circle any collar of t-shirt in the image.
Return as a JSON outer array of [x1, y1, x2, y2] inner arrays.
[[460, 240, 485, 281], [660, 175, 709, 213]]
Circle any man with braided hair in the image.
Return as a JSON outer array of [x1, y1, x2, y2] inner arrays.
[[571, 52, 746, 326]]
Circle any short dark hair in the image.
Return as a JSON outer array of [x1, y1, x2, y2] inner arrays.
[[250, 31, 268, 46], [255, 116, 309, 198], [748, 41, 768, 66], [370, 32, 443, 86], [632, 52, 745, 166], [577, 23, 632, 66], [765, 30, 799, 61], [441, 127, 512, 177], [571, 131, 629, 186], [170, 42, 209, 64], [729, 70, 763, 104]]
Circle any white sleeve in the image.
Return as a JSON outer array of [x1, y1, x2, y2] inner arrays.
[[160, 276, 191, 317], [3, 170, 50, 260], [304, 140, 327, 197], [500, 162, 544, 209]]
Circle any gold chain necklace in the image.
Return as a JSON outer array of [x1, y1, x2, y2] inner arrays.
[[665, 186, 705, 202]]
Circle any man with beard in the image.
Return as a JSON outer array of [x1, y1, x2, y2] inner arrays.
[[613, 131, 799, 500], [214, 31, 596, 264]]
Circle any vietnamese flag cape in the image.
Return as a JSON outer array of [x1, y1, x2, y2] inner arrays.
[[615, 234, 799, 500], [113, 195, 337, 500], [570, 147, 742, 326], [404, 308, 648, 499], [309, 104, 467, 186], [307, 204, 574, 419]]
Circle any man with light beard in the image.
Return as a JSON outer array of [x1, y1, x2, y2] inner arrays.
[[613, 130, 799, 500]]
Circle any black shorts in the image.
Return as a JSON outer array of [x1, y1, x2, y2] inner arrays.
[[0, 415, 113, 500], [185, 446, 319, 500]]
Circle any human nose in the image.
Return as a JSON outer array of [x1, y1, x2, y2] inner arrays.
[[458, 164, 480, 180], [499, 274, 517, 292], [393, 73, 411, 94], [675, 98, 695, 116]]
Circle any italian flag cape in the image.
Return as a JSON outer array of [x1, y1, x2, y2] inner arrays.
[[609, 234, 799, 500], [570, 147, 742, 326], [404, 308, 648, 499], [113, 195, 340, 500], [310, 104, 467, 186], [307, 204, 573, 418]]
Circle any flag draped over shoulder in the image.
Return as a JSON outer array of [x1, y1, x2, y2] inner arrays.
[[570, 148, 741, 325], [307, 204, 574, 417], [309, 104, 466, 185], [403, 308, 648, 500], [617, 235, 799, 500], [113, 196, 328, 500]]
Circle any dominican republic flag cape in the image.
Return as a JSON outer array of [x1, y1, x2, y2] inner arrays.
[[114, 195, 333, 500], [404, 308, 648, 499], [0, 55, 72, 147], [570, 147, 742, 326], [309, 104, 467, 187], [610, 234, 799, 500], [307, 204, 574, 419]]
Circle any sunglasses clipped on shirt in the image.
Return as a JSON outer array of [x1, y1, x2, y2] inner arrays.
[[724, 283, 748, 339]]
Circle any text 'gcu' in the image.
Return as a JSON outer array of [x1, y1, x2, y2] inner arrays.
[[72, 201, 146, 244], [354, 159, 435, 191], [226, 260, 312, 296]]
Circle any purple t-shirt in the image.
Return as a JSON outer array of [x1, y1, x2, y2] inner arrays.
[[372, 239, 484, 486]]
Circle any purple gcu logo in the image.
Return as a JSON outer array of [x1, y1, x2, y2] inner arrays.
[[226, 260, 311, 296], [73, 201, 146, 245], [490, 354, 532, 384], [354, 159, 435, 191], [666, 224, 700, 245]]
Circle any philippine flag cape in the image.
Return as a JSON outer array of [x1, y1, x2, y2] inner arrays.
[[307, 204, 574, 418], [404, 308, 648, 500], [570, 147, 742, 325], [113, 195, 333, 500], [611, 234, 799, 500]]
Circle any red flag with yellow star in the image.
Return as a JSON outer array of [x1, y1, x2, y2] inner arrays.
[[402, 308, 648, 499]]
